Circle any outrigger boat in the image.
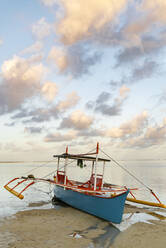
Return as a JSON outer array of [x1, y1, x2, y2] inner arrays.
[[4, 143, 166, 224]]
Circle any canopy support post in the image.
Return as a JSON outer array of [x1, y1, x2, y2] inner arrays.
[[56, 157, 60, 183], [101, 161, 105, 189], [64, 146, 68, 187], [94, 143, 99, 191]]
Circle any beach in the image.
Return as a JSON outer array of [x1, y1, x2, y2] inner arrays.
[[0, 203, 166, 248]]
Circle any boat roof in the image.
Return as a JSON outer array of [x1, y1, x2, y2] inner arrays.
[[53, 153, 111, 162]]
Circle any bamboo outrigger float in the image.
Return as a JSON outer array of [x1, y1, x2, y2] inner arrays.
[[126, 197, 166, 209], [4, 143, 166, 223]]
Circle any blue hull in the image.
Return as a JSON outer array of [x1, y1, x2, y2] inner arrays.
[[54, 186, 129, 224]]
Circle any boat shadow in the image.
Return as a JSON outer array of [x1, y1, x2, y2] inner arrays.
[[52, 197, 121, 247], [86, 222, 120, 248], [70, 222, 120, 248]]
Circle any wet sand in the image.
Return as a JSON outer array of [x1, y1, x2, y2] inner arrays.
[[0, 203, 166, 248], [112, 204, 166, 248]]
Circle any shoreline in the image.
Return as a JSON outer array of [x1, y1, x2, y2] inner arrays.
[[0, 204, 166, 248]]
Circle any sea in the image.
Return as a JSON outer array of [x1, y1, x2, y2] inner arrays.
[[0, 159, 166, 221], [0, 161, 57, 219]]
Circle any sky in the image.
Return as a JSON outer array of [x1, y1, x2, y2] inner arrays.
[[0, 0, 166, 161]]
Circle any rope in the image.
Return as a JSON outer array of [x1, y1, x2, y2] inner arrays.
[[100, 147, 164, 204], [24, 158, 57, 176], [100, 148, 152, 191], [41, 160, 75, 179], [31, 186, 51, 195]]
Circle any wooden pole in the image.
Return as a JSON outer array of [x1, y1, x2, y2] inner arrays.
[[101, 161, 105, 189], [94, 143, 99, 191], [56, 157, 60, 183], [64, 146, 68, 187]]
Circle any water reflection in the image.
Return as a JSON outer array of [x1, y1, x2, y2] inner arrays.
[[147, 211, 166, 220]]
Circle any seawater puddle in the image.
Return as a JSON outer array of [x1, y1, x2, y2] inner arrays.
[[114, 211, 165, 231], [147, 211, 166, 220], [0, 184, 54, 221], [0, 162, 56, 220]]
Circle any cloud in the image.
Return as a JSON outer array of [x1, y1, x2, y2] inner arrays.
[[32, 18, 52, 40], [41, 81, 58, 102], [119, 85, 130, 97], [48, 46, 68, 72], [4, 142, 20, 152], [57, 91, 80, 111], [11, 91, 79, 123], [112, 59, 160, 88], [122, 117, 166, 148], [157, 89, 166, 105], [40, 0, 57, 6], [145, 126, 166, 141], [52, 1, 166, 49], [46, 1, 166, 79], [48, 0, 166, 76], [116, 47, 141, 67], [48, 45, 101, 78], [66, 45, 101, 78], [96, 92, 111, 104], [111, 0, 166, 68], [5, 122, 15, 127], [24, 127, 43, 134], [106, 111, 148, 138], [44, 130, 77, 142], [85, 101, 94, 110], [141, 0, 166, 25], [20, 41, 43, 55], [21, 106, 59, 123], [95, 101, 122, 116], [77, 128, 104, 137], [115, 38, 164, 67], [109, 80, 123, 91], [27, 54, 44, 64], [163, 117, 166, 126], [0, 55, 47, 113], [57, 0, 128, 45], [130, 59, 159, 82], [86, 86, 130, 116], [0, 38, 3, 45], [86, 91, 112, 112], [59, 110, 93, 130], [122, 0, 166, 47]]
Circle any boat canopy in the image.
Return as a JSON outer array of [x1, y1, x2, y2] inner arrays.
[[53, 153, 111, 162]]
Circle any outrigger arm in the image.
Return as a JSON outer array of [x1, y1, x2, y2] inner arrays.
[[4, 176, 56, 200]]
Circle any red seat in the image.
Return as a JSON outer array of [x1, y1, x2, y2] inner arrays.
[[57, 174, 65, 184], [57, 171, 65, 184], [56, 171, 73, 185], [90, 174, 102, 190]]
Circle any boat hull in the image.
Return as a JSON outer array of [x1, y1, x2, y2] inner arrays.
[[54, 185, 129, 224]]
